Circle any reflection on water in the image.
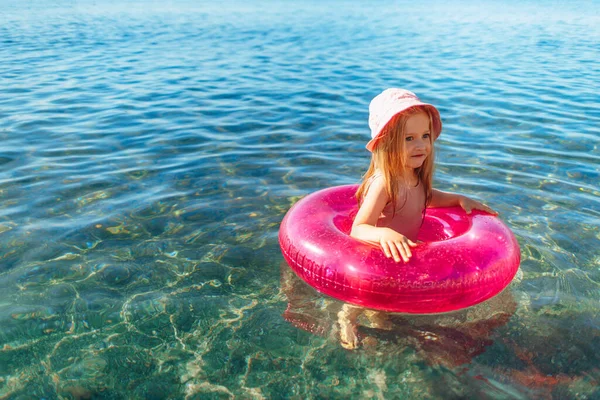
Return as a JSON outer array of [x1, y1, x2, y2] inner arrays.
[[281, 261, 518, 362], [1, 0, 600, 397], [281, 261, 597, 398]]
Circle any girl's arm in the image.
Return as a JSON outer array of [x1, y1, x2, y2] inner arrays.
[[351, 177, 417, 262], [430, 189, 497, 215]]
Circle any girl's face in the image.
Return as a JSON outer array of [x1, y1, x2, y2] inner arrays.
[[403, 111, 432, 170]]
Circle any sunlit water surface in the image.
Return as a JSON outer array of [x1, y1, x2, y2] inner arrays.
[[1, 0, 599, 398]]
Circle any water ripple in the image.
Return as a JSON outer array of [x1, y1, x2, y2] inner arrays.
[[1, 0, 599, 398]]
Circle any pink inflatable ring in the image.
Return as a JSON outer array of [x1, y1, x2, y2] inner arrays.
[[279, 185, 520, 314]]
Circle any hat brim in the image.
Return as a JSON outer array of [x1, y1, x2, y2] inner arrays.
[[366, 104, 442, 152]]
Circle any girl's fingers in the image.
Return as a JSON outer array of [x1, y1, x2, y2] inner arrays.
[[380, 241, 391, 258], [394, 242, 408, 262], [383, 242, 402, 263], [382, 238, 418, 263], [484, 205, 498, 215], [391, 245, 402, 263], [401, 241, 412, 258], [463, 198, 498, 215], [476, 203, 498, 215]]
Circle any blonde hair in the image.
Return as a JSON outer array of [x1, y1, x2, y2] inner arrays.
[[356, 107, 435, 213]]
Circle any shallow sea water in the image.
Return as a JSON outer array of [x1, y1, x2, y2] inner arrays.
[[1, 0, 599, 398]]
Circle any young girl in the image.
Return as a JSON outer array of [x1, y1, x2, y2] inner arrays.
[[350, 88, 497, 263], [339, 88, 498, 349]]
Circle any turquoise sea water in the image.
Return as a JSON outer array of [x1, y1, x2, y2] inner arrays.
[[1, 0, 599, 398]]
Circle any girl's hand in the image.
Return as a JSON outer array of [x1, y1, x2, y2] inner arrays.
[[458, 196, 498, 215], [379, 228, 417, 263]]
